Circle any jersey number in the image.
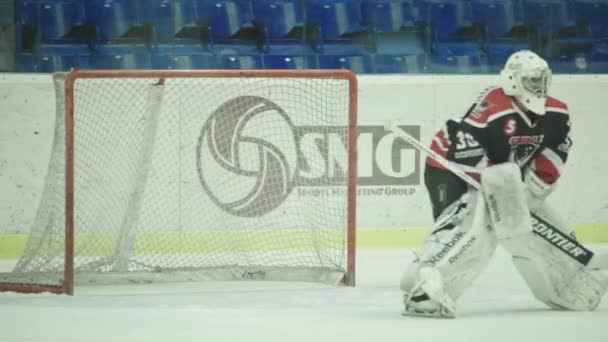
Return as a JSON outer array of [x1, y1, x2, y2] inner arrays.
[[455, 131, 479, 150]]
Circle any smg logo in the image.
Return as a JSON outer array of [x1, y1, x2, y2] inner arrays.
[[295, 125, 420, 186], [197, 96, 420, 217]]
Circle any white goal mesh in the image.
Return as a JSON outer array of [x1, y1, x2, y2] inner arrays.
[[0, 70, 357, 294]]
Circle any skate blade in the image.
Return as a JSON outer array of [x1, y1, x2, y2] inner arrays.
[[402, 305, 455, 319]]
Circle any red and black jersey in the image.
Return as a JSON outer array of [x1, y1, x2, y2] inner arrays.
[[427, 86, 572, 184]]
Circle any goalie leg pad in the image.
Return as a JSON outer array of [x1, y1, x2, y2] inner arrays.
[[512, 255, 608, 311], [403, 267, 456, 318], [481, 162, 532, 247], [401, 189, 497, 314], [521, 209, 608, 310], [481, 163, 608, 310]]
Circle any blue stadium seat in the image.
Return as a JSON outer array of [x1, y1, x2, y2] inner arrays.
[[318, 54, 373, 73], [263, 55, 317, 69], [263, 38, 315, 54], [213, 38, 261, 56], [374, 30, 425, 55], [361, 0, 418, 33], [543, 35, 598, 73], [38, 0, 87, 40], [215, 54, 262, 69], [373, 53, 427, 73], [174, 0, 212, 41], [209, 1, 262, 53], [16, 1, 37, 52], [0, 24, 14, 71], [17, 0, 93, 45], [419, 0, 475, 40], [85, 0, 139, 41], [18, 1, 42, 28], [138, 0, 173, 43], [471, 0, 524, 38], [522, 0, 575, 38], [261, 22, 315, 59], [89, 44, 151, 69], [17, 44, 90, 72], [306, 0, 364, 38], [431, 41, 485, 73], [316, 37, 370, 58], [372, 30, 428, 73], [174, 0, 200, 32], [211, 0, 254, 38], [572, 0, 608, 38], [254, 0, 304, 38], [591, 42, 608, 72], [549, 52, 592, 73], [0, 0, 14, 25], [193, 0, 215, 23], [151, 44, 215, 69], [485, 41, 530, 71]]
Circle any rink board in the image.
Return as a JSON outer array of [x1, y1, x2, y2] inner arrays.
[[1, 225, 607, 259]]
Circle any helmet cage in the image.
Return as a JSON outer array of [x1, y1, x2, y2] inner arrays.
[[501, 50, 552, 115], [521, 69, 550, 99]]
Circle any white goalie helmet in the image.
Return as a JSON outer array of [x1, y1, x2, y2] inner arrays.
[[501, 50, 552, 115]]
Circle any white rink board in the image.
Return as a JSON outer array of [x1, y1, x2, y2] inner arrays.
[[0, 74, 607, 234]]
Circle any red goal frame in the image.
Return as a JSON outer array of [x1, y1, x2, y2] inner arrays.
[[0, 69, 357, 295]]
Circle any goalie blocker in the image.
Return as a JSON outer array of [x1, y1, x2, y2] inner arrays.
[[401, 163, 608, 317]]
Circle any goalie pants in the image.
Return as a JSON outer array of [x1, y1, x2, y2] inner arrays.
[[424, 165, 468, 221]]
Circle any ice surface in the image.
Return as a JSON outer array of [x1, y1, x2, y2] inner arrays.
[[1, 246, 607, 342]]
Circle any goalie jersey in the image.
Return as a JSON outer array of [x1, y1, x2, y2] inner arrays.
[[427, 86, 572, 185]]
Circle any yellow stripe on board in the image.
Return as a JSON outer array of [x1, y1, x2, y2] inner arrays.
[[0, 234, 28, 259], [0, 225, 607, 260]]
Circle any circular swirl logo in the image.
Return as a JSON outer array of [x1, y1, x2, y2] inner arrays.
[[196, 96, 298, 217]]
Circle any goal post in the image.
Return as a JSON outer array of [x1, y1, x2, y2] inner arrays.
[[0, 69, 357, 295]]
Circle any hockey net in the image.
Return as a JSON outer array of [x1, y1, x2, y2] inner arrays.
[[0, 70, 357, 294]]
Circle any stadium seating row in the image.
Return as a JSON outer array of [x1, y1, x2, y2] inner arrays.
[[8, 0, 608, 74], [16, 41, 608, 74], [16, 0, 608, 43], [17, 43, 423, 73]]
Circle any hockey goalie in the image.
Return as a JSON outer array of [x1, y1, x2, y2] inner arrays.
[[399, 50, 608, 318]]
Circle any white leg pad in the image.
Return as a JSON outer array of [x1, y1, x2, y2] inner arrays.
[[512, 255, 607, 310], [401, 189, 497, 312], [418, 267, 457, 314], [403, 267, 456, 318], [482, 163, 532, 248], [481, 162, 608, 311]]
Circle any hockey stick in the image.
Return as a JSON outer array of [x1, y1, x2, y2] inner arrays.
[[385, 122, 605, 269]]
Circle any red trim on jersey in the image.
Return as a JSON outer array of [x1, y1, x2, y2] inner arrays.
[[545, 96, 568, 110], [437, 130, 450, 149], [466, 87, 514, 126], [430, 140, 448, 159], [427, 136, 448, 170], [534, 153, 560, 184], [468, 172, 481, 183], [426, 156, 444, 170]]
